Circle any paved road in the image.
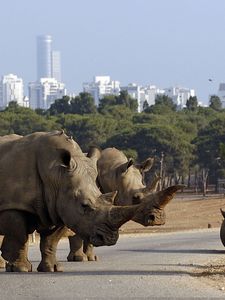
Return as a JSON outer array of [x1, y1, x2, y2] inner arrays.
[[0, 229, 225, 299]]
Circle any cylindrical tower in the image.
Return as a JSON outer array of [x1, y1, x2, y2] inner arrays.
[[36, 35, 52, 79]]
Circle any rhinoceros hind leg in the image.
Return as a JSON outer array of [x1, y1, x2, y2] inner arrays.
[[67, 235, 88, 262]]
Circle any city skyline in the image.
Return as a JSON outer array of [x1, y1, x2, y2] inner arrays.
[[1, 0, 225, 104]]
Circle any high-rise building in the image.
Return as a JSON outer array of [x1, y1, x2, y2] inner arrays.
[[36, 35, 62, 82], [0, 74, 24, 109], [29, 78, 66, 109], [51, 51, 61, 82], [37, 35, 52, 79]]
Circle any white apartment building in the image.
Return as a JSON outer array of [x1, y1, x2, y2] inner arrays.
[[0, 74, 24, 109], [120, 83, 142, 112], [164, 86, 195, 108], [83, 76, 120, 106], [83, 75, 196, 112], [29, 78, 66, 109], [121, 84, 165, 112]]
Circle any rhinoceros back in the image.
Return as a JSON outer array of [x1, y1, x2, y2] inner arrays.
[[0, 131, 83, 224]]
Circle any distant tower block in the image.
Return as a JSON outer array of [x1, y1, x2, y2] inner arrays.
[[51, 50, 62, 82], [37, 35, 52, 79]]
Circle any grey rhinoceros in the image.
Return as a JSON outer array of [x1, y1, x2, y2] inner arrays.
[[220, 209, 225, 246], [67, 147, 183, 262], [0, 131, 161, 272]]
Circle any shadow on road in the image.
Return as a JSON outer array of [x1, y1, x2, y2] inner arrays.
[[119, 248, 225, 254]]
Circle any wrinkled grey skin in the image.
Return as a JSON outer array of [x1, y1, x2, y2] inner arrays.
[[0, 132, 149, 272], [67, 147, 182, 262], [220, 209, 225, 246]]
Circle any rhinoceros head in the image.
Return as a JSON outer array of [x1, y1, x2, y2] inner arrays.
[[37, 132, 143, 247], [131, 185, 184, 226], [113, 156, 155, 206]]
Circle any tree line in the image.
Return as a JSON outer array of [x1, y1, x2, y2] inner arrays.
[[1, 91, 224, 194]]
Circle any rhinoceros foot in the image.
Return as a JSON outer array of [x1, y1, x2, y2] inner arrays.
[[0, 255, 6, 268], [6, 259, 32, 272], [67, 252, 88, 262], [37, 260, 63, 272], [87, 254, 98, 261]]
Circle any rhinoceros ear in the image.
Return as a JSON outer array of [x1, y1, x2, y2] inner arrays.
[[60, 150, 76, 170], [135, 157, 154, 173], [118, 159, 133, 174], [87, 146, 101, 167]]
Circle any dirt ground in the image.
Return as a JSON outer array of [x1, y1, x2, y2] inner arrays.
[[121, 192, 225, 291], [121, 192, 225, 234]]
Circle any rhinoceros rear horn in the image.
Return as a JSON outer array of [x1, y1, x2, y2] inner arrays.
[[156, 185, 185, 208], [99, 191, 118, 205], [144, 174, 161, 193]]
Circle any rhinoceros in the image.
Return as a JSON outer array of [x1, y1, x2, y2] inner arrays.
[[220, 209, 225, 246], [0, 131, 161, 272], [67, 147, 183, 262]]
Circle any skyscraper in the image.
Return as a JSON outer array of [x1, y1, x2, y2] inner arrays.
[[36, 35, 52, 79], [36, 35, 62, 82], [51, 50, 61, 82]]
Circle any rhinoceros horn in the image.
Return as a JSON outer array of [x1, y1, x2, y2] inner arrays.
[[108, 205, 141, 229], [143, 174, 161, 193], [154, 185, 185, 208], [99, 191, 117, 205]]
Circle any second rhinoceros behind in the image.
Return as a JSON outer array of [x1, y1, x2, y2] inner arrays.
[[0, 131, 154, 272], [67, 147, 183, 262]]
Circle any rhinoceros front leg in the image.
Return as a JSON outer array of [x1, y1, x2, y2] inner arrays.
[[37, 226, 68, 272], [83, 241, 98, 261], [0, 211, 31, 272], [2, 237, 31, 272], [67, 235, 88, 262]]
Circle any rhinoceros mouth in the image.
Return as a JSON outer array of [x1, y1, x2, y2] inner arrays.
[[90, 224, 119, 247]]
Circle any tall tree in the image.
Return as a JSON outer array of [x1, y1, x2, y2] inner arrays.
[[116, 90, 138, 112], [186, 96, 198, 111], [70, 92, 97, 115], [209, 95, 222, 111], [48, 96, 71, 115]]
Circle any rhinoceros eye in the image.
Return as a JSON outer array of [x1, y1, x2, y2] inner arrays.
[[132, 194, 142, 204], [81, 203, 94, 214]]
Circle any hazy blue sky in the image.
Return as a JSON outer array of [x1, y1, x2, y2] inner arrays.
[[1, 0, 225, 104]]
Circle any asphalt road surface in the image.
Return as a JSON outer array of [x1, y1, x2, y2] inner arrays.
[[0, 229, 225, 299]]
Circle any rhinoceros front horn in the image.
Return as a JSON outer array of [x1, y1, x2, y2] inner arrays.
[[155, 185, 185, 208], [108, 205, 138, 229]]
